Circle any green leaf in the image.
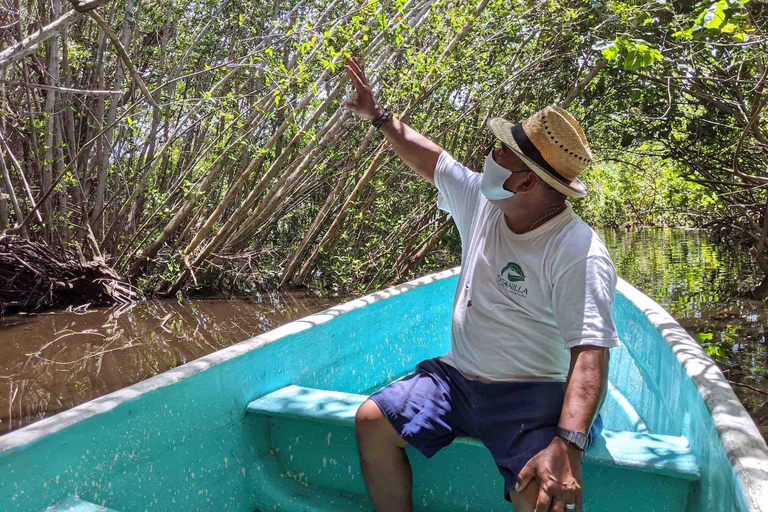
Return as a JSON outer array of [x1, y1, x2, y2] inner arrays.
[[732, 32, 747, 41], [721, 23, 737, 33], [704, 345, 723, 357], [623, 52, 641, 70], [602, 44, 619, 60], [702, 1, 727, 29]]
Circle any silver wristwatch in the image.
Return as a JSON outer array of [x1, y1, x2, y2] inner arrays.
[[556, 427, 588, 451]]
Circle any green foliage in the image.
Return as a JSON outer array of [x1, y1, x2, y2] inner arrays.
[[575, 146, 720, 228], [2, 0, 765, 296], [598, 37, 663, 70], [673, 0, 754, 41]]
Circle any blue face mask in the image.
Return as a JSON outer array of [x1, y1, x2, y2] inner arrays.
[[481, 151, 515, 200]]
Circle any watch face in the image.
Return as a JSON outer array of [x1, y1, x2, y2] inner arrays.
[[559, 428, 587, 450]]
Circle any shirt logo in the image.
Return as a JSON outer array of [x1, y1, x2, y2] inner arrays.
[[497, 262, 528, 298], [501, 262, 526, 282]]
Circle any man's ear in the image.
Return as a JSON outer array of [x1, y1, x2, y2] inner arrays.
[[515, 171, 538, 194]]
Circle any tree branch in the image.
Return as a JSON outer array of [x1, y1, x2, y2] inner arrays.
[[86, 10, 159, 108], [0, 79, 123, 95], [0, 10, 79, 68]]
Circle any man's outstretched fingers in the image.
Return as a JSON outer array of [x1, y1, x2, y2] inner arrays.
[[345, 65, 368, 95], [343, 56, 380, 120], [346, 56, 364, 80], [351, 56, 367, 81], [345, 64, 362, 87]]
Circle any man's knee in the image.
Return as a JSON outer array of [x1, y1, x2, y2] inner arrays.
[[355, 399, 385, 427], [355, 399, 408, 448]]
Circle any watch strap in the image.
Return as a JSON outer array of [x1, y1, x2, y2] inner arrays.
[[556, 427, 587, 451], [372, 108, 393, 130]]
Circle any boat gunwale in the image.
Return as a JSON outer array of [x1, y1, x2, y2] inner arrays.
[[616, 278, 768, 512], [0, 267, 461, 453]]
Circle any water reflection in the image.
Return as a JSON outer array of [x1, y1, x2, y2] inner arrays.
[[598, 228, 768, 438], [0, 291, 343, 433]]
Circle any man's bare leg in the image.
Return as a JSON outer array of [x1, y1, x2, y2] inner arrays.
[[355, 399, 413, 511]]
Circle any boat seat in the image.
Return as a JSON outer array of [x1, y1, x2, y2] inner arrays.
[[43, 496, 119, 511], [246, 385, 700, 512]]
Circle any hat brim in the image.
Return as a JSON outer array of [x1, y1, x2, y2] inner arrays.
[[487, 118, 588, 198]]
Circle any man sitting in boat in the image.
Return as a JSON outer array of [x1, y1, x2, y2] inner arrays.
[[343, 56, 619, 512]]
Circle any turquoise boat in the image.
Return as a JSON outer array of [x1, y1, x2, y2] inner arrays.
[[1, 268, 767, 511]]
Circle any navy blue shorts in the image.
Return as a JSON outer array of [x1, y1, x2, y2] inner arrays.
[[368, 357, 603, 501]]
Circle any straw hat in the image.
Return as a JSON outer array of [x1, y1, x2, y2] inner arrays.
[[487, 105, 593, 198]]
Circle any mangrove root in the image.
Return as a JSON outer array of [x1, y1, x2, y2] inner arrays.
[[0, 235, 139, 315]]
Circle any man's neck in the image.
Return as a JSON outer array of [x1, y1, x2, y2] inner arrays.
[[502, 200, 567, 235]]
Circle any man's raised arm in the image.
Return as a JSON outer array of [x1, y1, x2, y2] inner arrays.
[[344, 56, 443, 186]]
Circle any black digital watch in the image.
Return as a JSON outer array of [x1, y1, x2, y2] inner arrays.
[[556, 427, 588, 451]]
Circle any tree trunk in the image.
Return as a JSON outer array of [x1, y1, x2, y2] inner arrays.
[[0, 192, 7, 231], [293, 142, 388, 286], [88, 29, 108, 237], [278, 169, 349, 288], [41, 0, 61, 243]]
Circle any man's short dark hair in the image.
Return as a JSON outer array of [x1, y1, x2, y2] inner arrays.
[[539, 177, 566, 201]]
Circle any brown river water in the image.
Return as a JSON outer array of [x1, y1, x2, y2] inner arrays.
[[1, 228, 766, 439], [0, 291, 343, 433]]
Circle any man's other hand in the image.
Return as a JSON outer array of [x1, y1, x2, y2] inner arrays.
[[343, 56, 383, 120], [515, 436, 583, 512]]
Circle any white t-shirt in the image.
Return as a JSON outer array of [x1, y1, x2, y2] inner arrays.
[[434, 150, 620, 382]]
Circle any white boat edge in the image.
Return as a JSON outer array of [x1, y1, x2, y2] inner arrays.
[[0, 267, 462, 452], [616, 278, 768, 512], [1, 267, 766, 511]]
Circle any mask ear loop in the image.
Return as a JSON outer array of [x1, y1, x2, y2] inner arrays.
[[482, 139, 495, 166]]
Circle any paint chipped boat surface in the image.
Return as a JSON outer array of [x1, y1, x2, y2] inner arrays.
[[1, 268, 767, 511]]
